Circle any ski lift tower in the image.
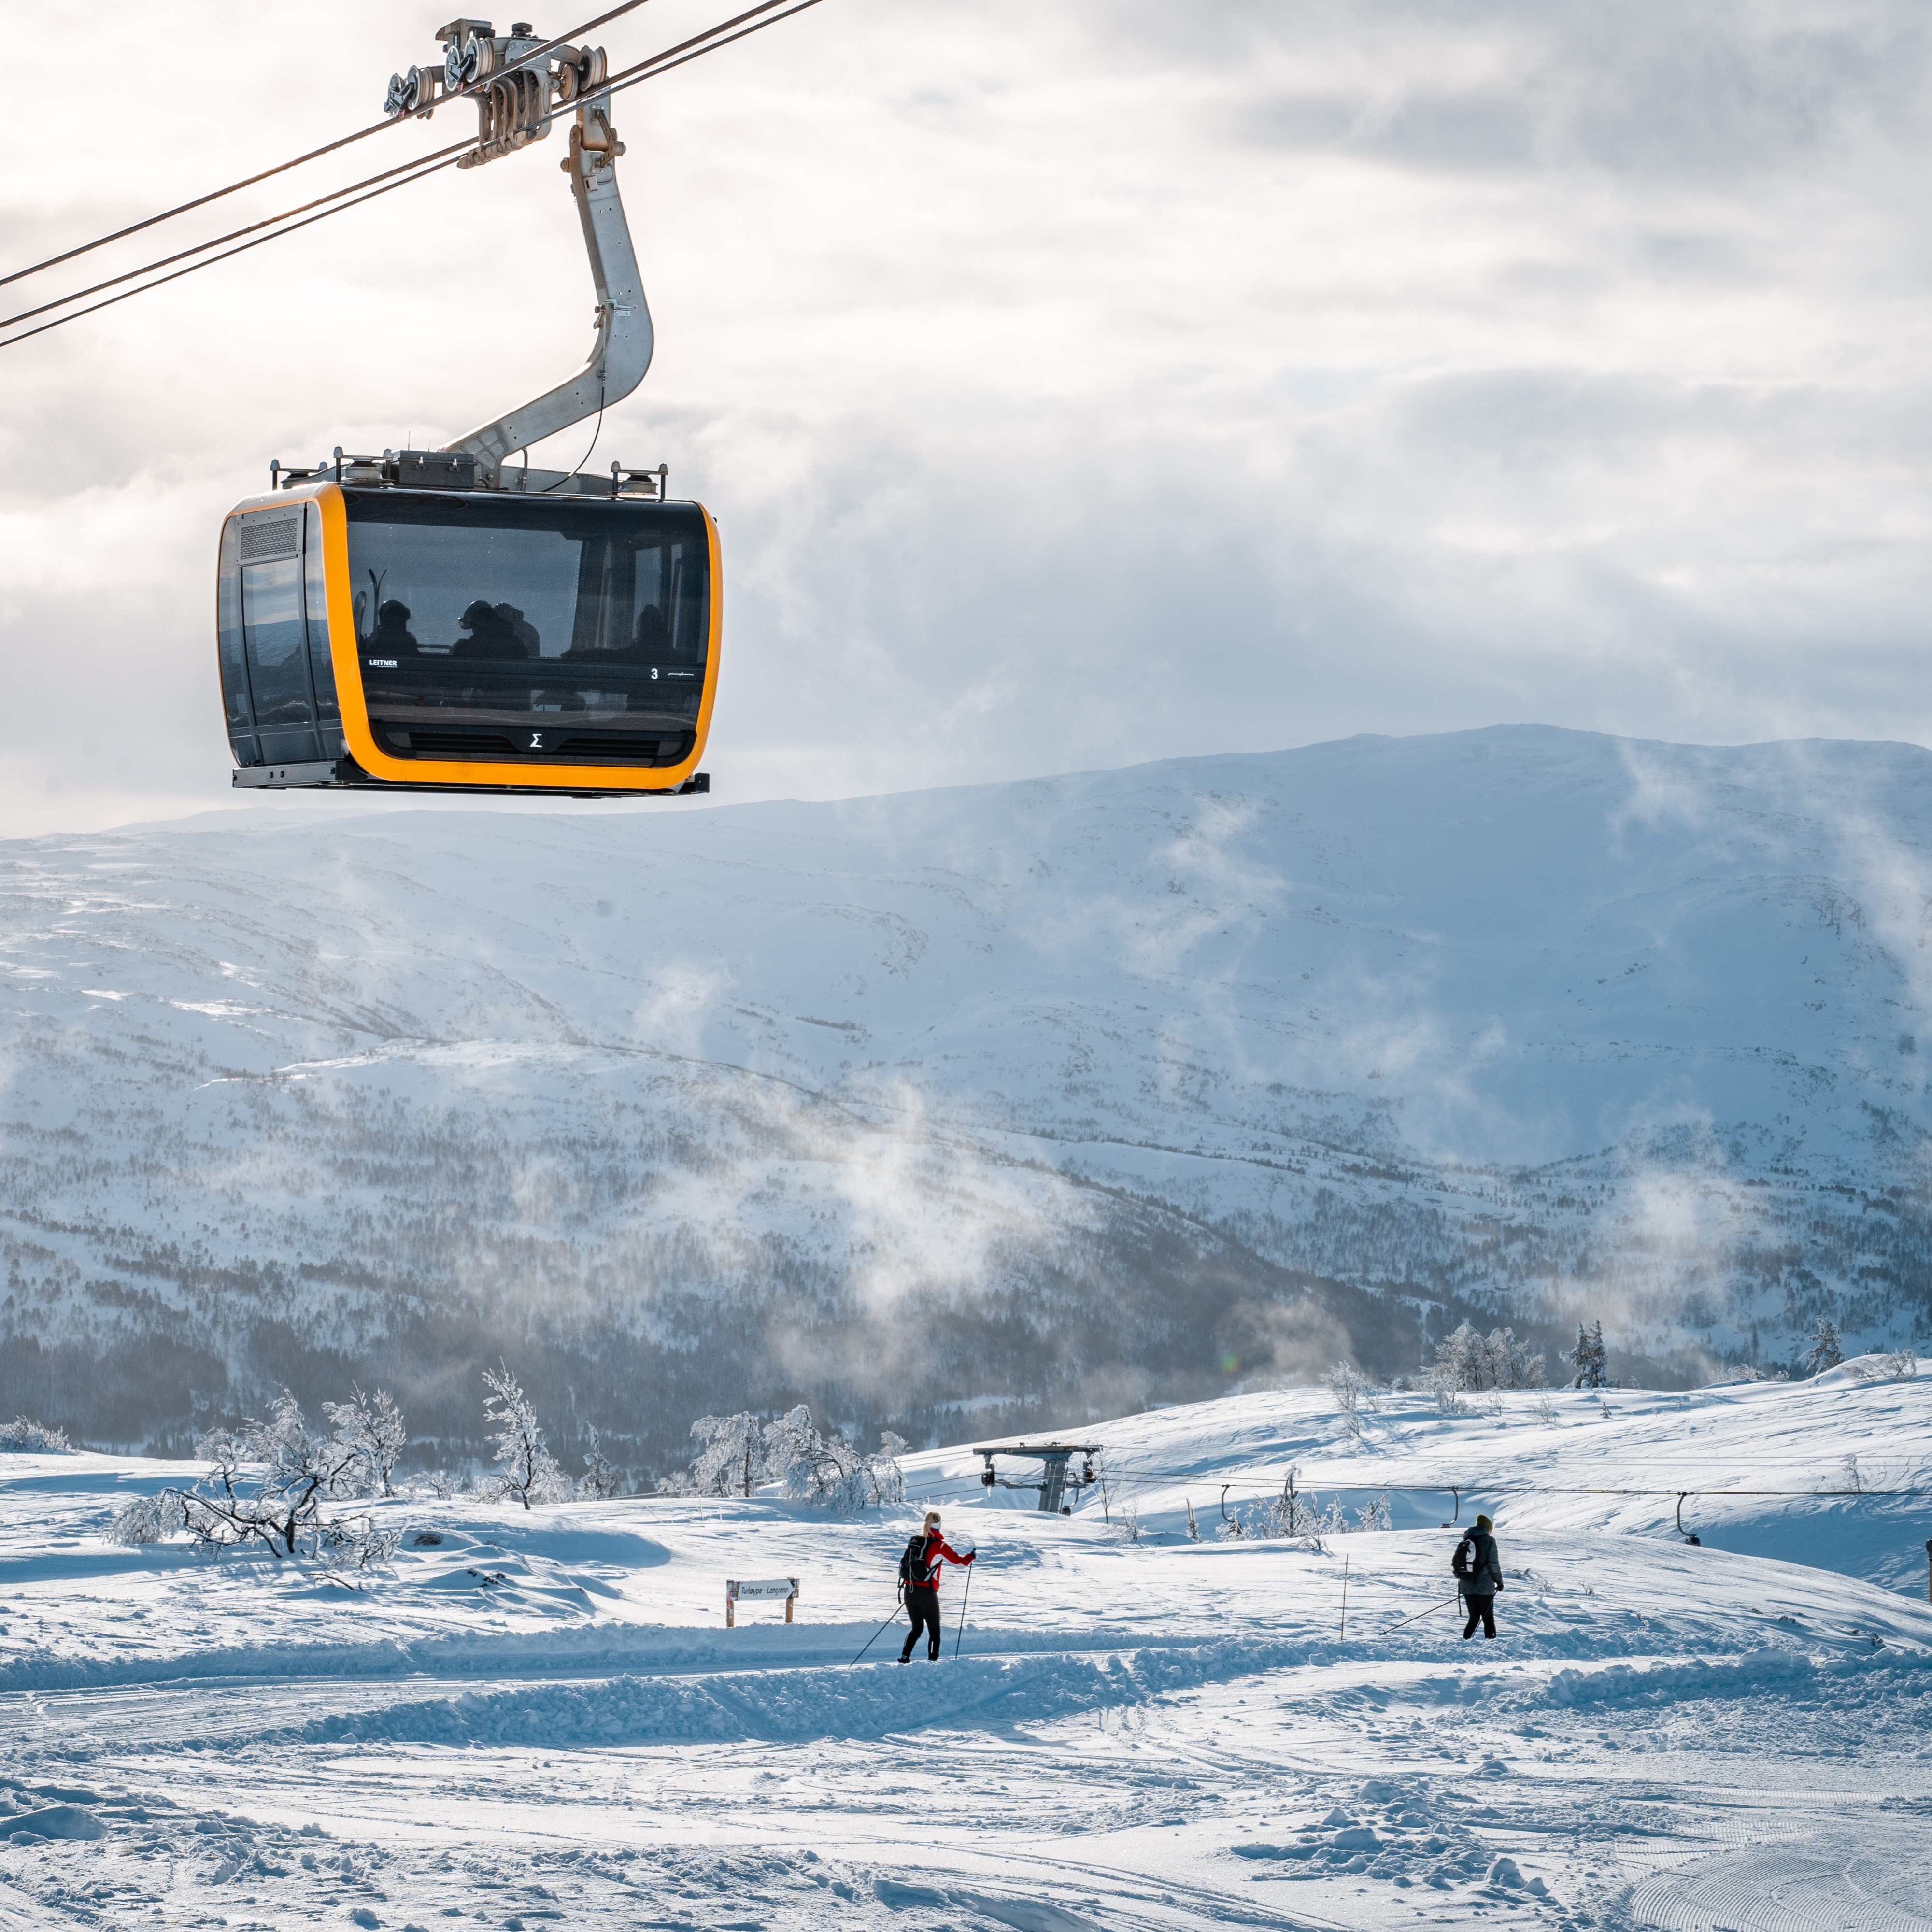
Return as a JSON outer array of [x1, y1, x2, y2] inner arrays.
[[972, 1441, 1101, 1513]]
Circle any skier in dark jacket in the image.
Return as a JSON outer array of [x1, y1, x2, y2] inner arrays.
[[898, 1509, 974, 1662], [1457, 1514, 1503, 1639]]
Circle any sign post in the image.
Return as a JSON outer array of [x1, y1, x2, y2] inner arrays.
[[726, 1577, 800, 1627]]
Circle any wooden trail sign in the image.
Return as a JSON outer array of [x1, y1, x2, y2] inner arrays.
[[726, 1577, 800, 1627]]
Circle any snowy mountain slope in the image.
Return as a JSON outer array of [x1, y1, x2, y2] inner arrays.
[[0, 1369, 1928, 1930], [5, 724, 1932, 1457]]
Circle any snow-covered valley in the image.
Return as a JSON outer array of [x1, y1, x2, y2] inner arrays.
[[2, 1364, 1929, 1929], [6, 725, 1932, 1463]]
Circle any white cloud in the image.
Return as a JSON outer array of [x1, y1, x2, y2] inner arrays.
[[3, 0, 1930, 838]]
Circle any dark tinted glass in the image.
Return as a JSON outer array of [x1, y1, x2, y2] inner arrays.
[[242, 558, 314, 729], [216, 521, 252, 739], [343, 493, 710, 766], [305, 502, 340, 728]]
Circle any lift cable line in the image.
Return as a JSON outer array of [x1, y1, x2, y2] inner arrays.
[[0, 142, 477, 338], [0, 152, 468, 354], [0, 0, 668, 296], [0, 0, 824, 355]]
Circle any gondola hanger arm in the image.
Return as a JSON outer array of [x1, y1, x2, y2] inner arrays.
[[400, 24, 652, 482]]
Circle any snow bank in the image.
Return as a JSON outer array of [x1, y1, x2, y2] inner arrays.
[[292, 1638, 1318, 1749]]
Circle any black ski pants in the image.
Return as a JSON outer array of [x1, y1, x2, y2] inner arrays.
[[900, 1584, 943, 1660], [1462, 1593, 1496, 1640]]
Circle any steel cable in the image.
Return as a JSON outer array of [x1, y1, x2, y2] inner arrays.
[[0, 0, 824, 355], [0, 0, 667, 294]]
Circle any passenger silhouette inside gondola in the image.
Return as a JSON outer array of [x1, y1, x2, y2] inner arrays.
[[628, 602, 666, 661], [368, 600, 420, 653], [453, 598, 530, 660], [495, 602, 541, 656]]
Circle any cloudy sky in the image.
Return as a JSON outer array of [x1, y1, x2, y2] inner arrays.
[[0, 0, 1927, 834]]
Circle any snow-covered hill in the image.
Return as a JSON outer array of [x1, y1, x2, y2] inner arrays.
[[2, 1366, 1929, 1929], [4, 724, 1932, 1459]]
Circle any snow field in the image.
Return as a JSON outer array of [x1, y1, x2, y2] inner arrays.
[[13, 725, 1932, 1473], [2, 1368, 1931, 1928]]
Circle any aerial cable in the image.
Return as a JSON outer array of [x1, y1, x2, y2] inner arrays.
[[604, 0, 823, 92], [0, 0, 666, 295], [0, 0, 804, 340], [0, 153, 465, 353], [0, 139, 480, 337], [0, 0, 826, 355]]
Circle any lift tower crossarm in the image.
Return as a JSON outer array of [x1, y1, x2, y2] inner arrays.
[[972, 1441, 1103, 1514], [387, 21, 653, 486]]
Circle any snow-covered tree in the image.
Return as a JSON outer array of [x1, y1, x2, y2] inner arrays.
[[0, 1416, 71, 1452], [867, 1432, 909, 1508], [192, 1390, 369, 1556], [321, 1385, 407, 1497], [108, 1489, 186, 1546], [1265, 1467, 1319, 1540], [482, 1365, 568, 1510], [755, 1405, 903, 1512], [1804, 1317, 1844, 1377], [1326, 1362, 1372, 1440], [577, 1426, 624, 1499], [684, 1411, 768, 1497], [111, 1389, 396, 1563], [1436, 1322, 1548, 1392], [1567, 1321, 1610, 1389]]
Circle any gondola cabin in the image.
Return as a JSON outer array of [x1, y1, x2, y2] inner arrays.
[[217, 458, 718, 795]]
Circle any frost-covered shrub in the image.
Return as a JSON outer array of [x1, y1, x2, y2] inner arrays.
[[1354, 1493, 1391, 1532], [1839, 1350, 1918, 1385], [677, 1412, 768, 1497], [760, 1405, 904, 1512], [577, 1426, 624, 1499], [660, 1406, 902, 1510], [316, 1514, 401, 1571], [321, 1386, 407, 1498], [0, 1416, 71, 1452], [108, 1490, 185, 1546], [1435, 1323, 1547, 1392], [482, 1365, 569, 1510], [1325, 1362, 1378, 1440], [111, 1387, 406, 1564]]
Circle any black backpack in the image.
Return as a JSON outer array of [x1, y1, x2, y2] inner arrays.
[[898, 1534, 933, 1587], [1451, 1534, 1475, 1579]]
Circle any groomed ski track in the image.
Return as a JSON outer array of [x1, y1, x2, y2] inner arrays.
[[2, 1366, 1930, 1929]]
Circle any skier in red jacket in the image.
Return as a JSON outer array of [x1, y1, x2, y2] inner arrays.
[[897, 1509, 974, 1662]]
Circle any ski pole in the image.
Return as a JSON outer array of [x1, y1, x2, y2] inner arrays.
[[849, 1587, 904, 1667], [1378, 1593, 1461, 1638], [953, 1558, 973, 1658]]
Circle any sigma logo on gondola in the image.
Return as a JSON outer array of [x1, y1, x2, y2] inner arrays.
[[217, 21, 720, 799]]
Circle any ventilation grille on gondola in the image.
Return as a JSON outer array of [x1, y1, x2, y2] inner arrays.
[[390, 730, 520, 757], [238, 517, 300, 561], [556, 733, 688, 759], [376, 725, 696, 766]]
